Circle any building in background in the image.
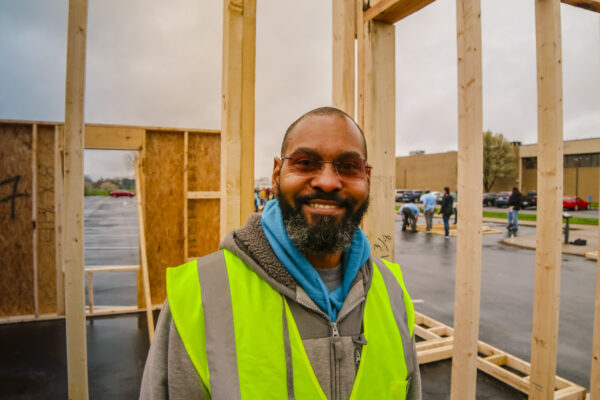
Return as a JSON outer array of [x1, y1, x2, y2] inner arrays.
[[396, 137, 600, 202]]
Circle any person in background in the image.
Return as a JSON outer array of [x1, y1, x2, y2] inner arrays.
[[440, 187, 453, 238], [400, 202, 420, 232], [254, 189, 260, 212], [507, 186, 522, 232], [421, 189, 436, 233]]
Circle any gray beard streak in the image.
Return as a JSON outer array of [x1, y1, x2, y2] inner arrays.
[[283, 212, 357, 255]]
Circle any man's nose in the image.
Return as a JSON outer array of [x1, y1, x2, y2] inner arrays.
[[310, 162, 343, 192]]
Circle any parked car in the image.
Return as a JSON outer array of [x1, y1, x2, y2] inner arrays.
[[563, 196, 590, 211], [110, 190, 135, 198], [494, 191, 511, 207], [419, 191, 443, 204], [482, 193, 496, 206], [395, 189, 407, 202], [521, 191, 537, 209], [402, 190, 424, 203]]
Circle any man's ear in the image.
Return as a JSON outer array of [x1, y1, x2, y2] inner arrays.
[[272, 157, 282, 196]]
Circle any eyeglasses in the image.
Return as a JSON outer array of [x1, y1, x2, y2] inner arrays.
[[281, 151, 372, 179]]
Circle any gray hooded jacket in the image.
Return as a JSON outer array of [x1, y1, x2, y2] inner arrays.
[[140, 213, 421, 399]]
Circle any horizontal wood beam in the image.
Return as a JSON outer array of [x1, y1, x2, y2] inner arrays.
[[188, 191, 221, 200], [363, 0, 436, 23], [561, 0, 600, 12], [84, 265, 139, 273], [84, 125, 144, 150]]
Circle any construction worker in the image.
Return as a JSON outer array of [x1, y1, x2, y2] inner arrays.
[[140, 107, 422, 399]]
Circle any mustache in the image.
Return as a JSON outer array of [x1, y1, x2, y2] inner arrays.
[[294, 191, 355, 210]]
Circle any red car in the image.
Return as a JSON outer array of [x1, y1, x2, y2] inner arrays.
[[562, 196, 589, 211], [110, 190, 135, 198]]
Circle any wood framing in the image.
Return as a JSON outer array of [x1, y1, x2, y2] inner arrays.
[[135, 156, 154, 342], [332, 0, 355, 117], [413, 312, 586, 399], [63, 0, 89, 398], [220, 0, 256, 238], [530, 1, 565, 398], [451, 0, 484, 399], [363, 0, 436, 23], [560, 0, 600, 12], [54, 125, 65, 315], [590, 187, 600, 396], [183, 131, 189, 262], [359, 17, 396, 260], [32, 124, 39, 317]]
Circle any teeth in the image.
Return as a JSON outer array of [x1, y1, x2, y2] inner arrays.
[[310, 202, 340, 209]]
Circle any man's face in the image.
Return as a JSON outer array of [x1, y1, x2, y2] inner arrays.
[[272, 114, 370, 254]]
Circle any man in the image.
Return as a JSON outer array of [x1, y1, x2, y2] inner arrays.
[[140, 107, 421, 399], [440, 187, 453, 238], [507, 186, 522, 232], [400, 202, 420, 232], [421, 190, 436, 233]]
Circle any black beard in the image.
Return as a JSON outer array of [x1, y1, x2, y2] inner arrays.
[[278, 190, 369, 255]]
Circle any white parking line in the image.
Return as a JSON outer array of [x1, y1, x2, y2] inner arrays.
[[412, 299, 424, 304]]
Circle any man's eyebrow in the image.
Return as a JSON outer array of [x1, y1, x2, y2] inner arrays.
[[286, 148, 364, 159]]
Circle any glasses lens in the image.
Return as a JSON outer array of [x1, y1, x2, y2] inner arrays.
[[335, 155, 367, 178], [287, 152, 321, 173]]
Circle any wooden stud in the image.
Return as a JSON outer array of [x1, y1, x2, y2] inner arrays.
[[135, 155, 154, 342], [63, 0, 89, 398], [32, 124, 39, 318], [54, 125, 65, 315], [360, 18, 396, 261], [450, 0, 484, 399], [183, 131, 189, 262], [530, 1, 564, 398], [220, 0, 256, 238], [560, 0, 600, 12], [591, 186, 600, 397], [87, 271, 93, 314], [187, 191, 222, 199], [363, 0, 437, 24], [332, 0, 356, 117], [355, 0, 366, 129], [84, 265, 139, 273]]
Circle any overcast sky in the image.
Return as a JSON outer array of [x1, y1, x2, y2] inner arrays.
[[1, 0, 599, 181]]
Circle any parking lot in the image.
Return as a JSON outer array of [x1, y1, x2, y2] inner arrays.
[[0, 197, 596, 399]]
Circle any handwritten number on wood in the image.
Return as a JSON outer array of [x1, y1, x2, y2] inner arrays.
[[1, 175, 28, 219]]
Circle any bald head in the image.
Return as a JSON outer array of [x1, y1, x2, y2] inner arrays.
[[280, 107, 368, 160]]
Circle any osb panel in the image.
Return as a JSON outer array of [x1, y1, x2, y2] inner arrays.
[[140, 131, 184, 306], [188, 199, 220, 258], [36, 125, 57, 314], [0, 123, 34, 317], [188, 133, 220, 192]]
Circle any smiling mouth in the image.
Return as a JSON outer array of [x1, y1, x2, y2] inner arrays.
[[307, 201, 343, 210]]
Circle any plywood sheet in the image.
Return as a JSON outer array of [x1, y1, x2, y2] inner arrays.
[[0, 123, 34, 317], [36, 124, 57, 314], [188, 133, 220, 192], [141, 131, 184, 306], [188, 199, 220, 258]]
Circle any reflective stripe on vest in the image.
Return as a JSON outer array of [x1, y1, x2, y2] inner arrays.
[[167, 250, 414, 399]]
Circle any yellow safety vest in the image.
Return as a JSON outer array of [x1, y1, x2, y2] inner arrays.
[[167, 249, 415, 399]]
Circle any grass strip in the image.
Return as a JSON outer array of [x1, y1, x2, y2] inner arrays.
[[85, 188, 110, 196], [482, 211, 597, 226]]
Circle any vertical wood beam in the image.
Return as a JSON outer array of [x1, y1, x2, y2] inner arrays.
[[183, 131, 189, 262], [63, 0, 89, 398], [360, 18, 396, 261], [220, 0, 256, 238], [530, 1, 564, 398], [135, 156, 154, 343], [32, 124, 39, 318], [592, 215, 600, 398], [356, 0, 366, 129], [54, 126, 65, 315], [332, 0, 356, 117], [450, 0, 483, 399]]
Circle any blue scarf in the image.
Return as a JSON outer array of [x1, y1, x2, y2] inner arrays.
[[261, 200, 371, 321]]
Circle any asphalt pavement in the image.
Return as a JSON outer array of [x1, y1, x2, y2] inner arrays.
[[0, 198, 596, 399], [395, 215, 596, 393]]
